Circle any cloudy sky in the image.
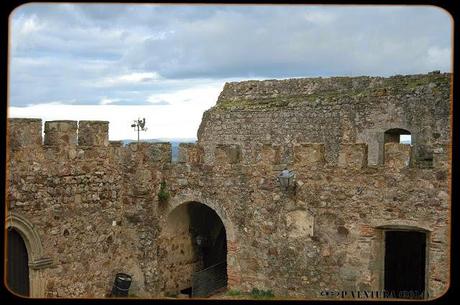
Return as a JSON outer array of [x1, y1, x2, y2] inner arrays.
[[8, 4, 452, 140]]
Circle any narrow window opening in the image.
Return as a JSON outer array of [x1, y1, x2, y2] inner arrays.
[[399, 134, 412, 145], [382, 128, 412, 165], [384, 128, 411, 145]]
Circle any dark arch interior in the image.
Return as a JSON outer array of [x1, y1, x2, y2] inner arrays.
[[7, 228, 30, 296], [187, 202, 227, 269], [164, 202, 228, 297], [384, 128, 412, 144]]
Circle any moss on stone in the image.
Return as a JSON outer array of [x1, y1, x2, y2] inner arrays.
[[214, 72, 451, 110]]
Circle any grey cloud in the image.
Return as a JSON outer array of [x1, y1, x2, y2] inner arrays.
[[104, 100, 166, 106], [118, 6, 451, 79], [14, 5, 451, 73], [148, 100, 171, 106], [9, 4, 452, 107]]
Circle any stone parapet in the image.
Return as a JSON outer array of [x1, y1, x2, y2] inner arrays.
[[146, 143, 172, 164], [44, 120, 78, 147], [78, 121, 109, 146], [125, 142, 172, 165], [8, 118, 43, 150], [178, 143, 203, 165]]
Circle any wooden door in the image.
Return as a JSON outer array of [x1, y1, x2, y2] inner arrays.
[[7, 229, 30, 296]]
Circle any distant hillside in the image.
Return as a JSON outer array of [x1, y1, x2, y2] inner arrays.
[[120, 138, 196, 161]]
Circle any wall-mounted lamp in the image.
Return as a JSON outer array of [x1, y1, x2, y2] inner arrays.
[[278, 168, 296, 192]]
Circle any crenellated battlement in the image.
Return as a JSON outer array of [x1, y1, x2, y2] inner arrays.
[[8, 118, 110, 149], [205, 143, 428, 170], [204, 141, 448, 172], [8, 118, 448, 171]]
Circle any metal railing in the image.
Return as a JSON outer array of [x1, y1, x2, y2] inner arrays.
[[191, 261, 227, 297]]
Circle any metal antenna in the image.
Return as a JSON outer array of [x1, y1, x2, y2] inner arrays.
[[131, 118, 147, 144]]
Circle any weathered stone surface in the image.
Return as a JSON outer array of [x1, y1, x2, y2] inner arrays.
[[285, 210, 314, 238], [178, 143, 203, 165], [293, 143, 325, 167], [198, 73, 450, 165], [255, 144, 281, 165], [433, 143, 450, 169], [214, 144, 241, 164], [78, 121, 109, 147], [6, 72, 450, 300], [8, 118, 43, 150], [384, 143, 412, 170], [338, 144, 368, 169], [44, 121, 78, 146]]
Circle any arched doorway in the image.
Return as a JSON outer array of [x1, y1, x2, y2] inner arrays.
[[160, 201, 228, 297], [5, 212, 53, 297], [7, 228, 30, 296]]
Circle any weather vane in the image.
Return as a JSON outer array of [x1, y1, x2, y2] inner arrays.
[[131, 118, 147, 143]]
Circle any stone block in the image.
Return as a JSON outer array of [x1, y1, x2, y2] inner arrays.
[[215, 144, 241, 164], [178, 143, 203, 165], [384, 143, 411, 169], [143, 143, 172, 163], [359, 224, 375, 237], [44, 120, 78, 146], [78, 121, 109, 146], [285, 210, 314, 238], [293, 143, 325, 167], [338, 143, 368, 169], [256, 144, 281, 165], [8, 118, 43, 150], [433, 143, 449, 169]]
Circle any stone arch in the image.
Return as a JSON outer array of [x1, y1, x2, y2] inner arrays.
[[158, 190, 241, 293], [5, 212, 53, 297], [166, 190, 237, 243]]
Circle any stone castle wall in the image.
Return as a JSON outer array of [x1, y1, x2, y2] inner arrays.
[[6, 71, 451, 299], [197, 72, 450, 166]]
